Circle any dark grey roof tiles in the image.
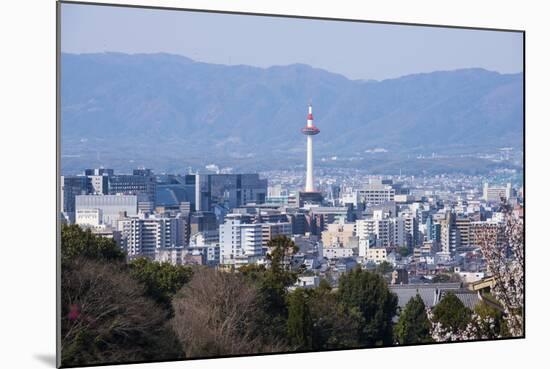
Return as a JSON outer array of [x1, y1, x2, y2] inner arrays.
[[389, 283, 476, 309]]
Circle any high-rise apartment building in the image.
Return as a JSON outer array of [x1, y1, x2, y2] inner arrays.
[[118, 213, 184, 258], [483, 182, 512, 203], [439, 212, 461, 255], [402, 212, 419, 250], [357, 179, 396, 205], [356, 212, 408, 249], [219, 214, 263, 266], [455, 216, 473, 249]]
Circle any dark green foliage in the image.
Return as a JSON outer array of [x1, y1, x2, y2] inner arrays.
[[238, 264, 267, 283], [129, 257, 193, 312], [286, 284, 365, 352], [432, 293, 472, 331], [318, 278, 332, 292], [61, 224, 125, 264], [255, 236, 302, 341], [266, 235, 300, 277], [286, 289, 313, 350], [473, 301, 510, 338], [431, 274, 451, 283], [375, 261, 394, 275], [61, 259, 183, 366], [431, 273, 462, 283], [395, 294, 432, 344], [337, 268, 398, 346], [308, 287, 363, 350], [398, 247, 410, 257]]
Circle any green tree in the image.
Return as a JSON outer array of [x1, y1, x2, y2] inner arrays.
[[286, 288, 313, 350], [266, 235, 300, 277], [337, 268, 398, 346], [318, 278, 332, 292], [238, 264, 267, 283], [237, 236, 303, 346], [395, 294, 432, 344], [375, 261, 394, 275], [129, 257, 193, 313], [398, 247, 410, 257], [308, 286, 363, 350], [432, 273, 462, 283], [432, 274, 451, 283], [473, 301, 510, 338], [61, 224, 125, 264], [432, 293, 472, 332], [257, 236, 302, 339]]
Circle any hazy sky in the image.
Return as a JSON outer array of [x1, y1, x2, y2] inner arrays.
[[61, 3, 523, 81]]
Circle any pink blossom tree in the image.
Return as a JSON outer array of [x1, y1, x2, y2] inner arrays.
[[477, 200, 524, 337], [429, 199, 524, 341]]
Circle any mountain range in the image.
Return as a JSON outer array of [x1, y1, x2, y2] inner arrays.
[[60, 52, 523, 174]]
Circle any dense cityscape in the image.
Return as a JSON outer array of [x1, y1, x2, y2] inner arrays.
[[60, 104, 524, 313]]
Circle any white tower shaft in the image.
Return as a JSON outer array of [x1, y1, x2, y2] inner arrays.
[[305, 104, 314, 192], [306, 135, 314, 191]]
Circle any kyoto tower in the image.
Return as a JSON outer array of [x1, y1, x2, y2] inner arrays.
[[301, 103, 320, 192]]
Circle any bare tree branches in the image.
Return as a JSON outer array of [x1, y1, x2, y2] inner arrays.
[[61, 258, 182, 366], [172, 268, 285, 358]]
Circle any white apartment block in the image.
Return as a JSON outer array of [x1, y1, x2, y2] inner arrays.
[[357, 179, 395, 205], [483, 182, 512, 203], [341, 190, 360, 207], [219, 214, 263, 265], [402, 212, 418, 248], [365, 248, 388, 264], [356, 215, 408, 249], [118, 214, 182, 258]]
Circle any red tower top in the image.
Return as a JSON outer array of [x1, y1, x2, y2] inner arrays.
[[302, 103, 320, 136]]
